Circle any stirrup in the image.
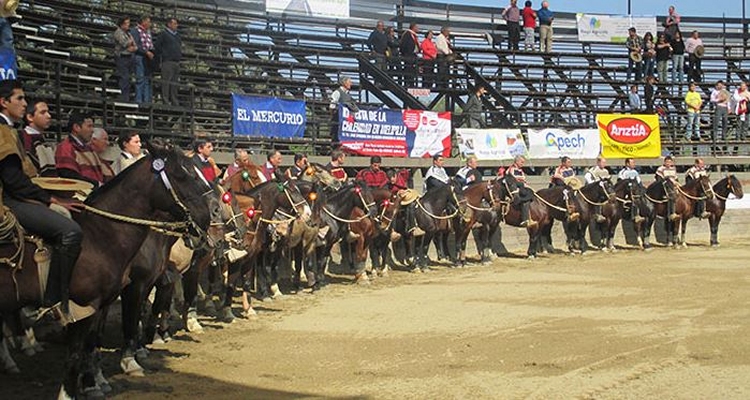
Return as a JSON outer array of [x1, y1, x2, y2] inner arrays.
[[389, 231, 402, 242], [633, 216, 646, 224], [346, 231, 361, 242], [410, 227, 426, 237], [595, 214, 606, 223], [668, 213, 681, 221], [700, 212, 711, 219], [520, 219, 537, 228], [568, 212, 580, 221]]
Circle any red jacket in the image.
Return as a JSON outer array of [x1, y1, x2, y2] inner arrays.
[[421, 39, 437, 60], [356, 168, 388, 188]]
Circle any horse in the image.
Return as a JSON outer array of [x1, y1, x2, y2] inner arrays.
[[705, 175, 744, 247], [411, 182, 463, 268], [598, 179, 655, 251], [0, 142, 213, 398], [565, 179, 615, 253], [356, 186, 401, 280], [646, 175, 714, 247], [454, 181, 504, 264]]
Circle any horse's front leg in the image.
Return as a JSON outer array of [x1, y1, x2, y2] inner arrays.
[[680, 217, 688, 248], [709, 215, 721, 246]]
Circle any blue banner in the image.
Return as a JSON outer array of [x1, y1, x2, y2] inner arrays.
[[0, 48, 17, 81], [232, 94, 306, 138]]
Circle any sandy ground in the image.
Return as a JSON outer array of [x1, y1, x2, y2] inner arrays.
[[3, 239, 750, 399]]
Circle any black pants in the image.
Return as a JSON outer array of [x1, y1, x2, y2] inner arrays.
[[507, 21, 521, 50], [115, 54, 134, 102], [688, 53, 702, 83], [4, 197, 82, 247]]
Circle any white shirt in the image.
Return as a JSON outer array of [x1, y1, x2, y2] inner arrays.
[[436, 33, 452, 56], [685, 37, 703, 54]]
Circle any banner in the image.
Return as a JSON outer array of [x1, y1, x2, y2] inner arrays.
[[528, 128, 601, 159], [266, 0, 349, 19], [0, 48, 17, 81], [232, 94, 306, 138], [339, 107, 451, 158], [456, 129, 527, 160], [597, 114, 661, 158], [576, 14, 657, 43]]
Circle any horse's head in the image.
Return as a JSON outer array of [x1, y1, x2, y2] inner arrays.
[[496, 173, 519, 202], [302, 163, 341, 191], [281, 179, 312, 221], [147, 141, 213, 248], [226, 163, 264, 193], [352, 183, 378, 218], [216, 185, 248, 247], [727, 174, 744, 199], [377, 192, 401, 231], [696, 174, 714, 200], [600, 176, 616, 201]]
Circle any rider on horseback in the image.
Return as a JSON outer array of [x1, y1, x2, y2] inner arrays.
[[284, 152, 308, 180], [506, 155, 537, 227], [0, 80, 83, 315], [617, 158, 645, 224], [584, 156, 610, 223], [686, 158, 711, 219], [386, 169, 424, 238], [424, 154, 460, 219], [326, 150, 348, 182], [550, 156, 581, 221], [455, 156, 483, 227], [655, 155, 680, 221]]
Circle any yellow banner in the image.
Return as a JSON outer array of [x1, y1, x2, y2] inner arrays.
[[596, 114, 661, 158]]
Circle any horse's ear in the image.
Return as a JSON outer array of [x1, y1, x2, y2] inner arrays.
[[145, 140, 168, 159]]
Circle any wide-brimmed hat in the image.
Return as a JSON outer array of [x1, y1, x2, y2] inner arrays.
[[32, 177, 94, 194], [564, 176, 583, 190]]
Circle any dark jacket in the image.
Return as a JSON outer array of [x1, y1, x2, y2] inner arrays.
[[367, 29, 388, 55], [155, 28, 182, 62]]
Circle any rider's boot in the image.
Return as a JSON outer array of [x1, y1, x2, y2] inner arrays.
[[519, 202, 537, 227], [406, 204, 425, 236], [594, 205, 606, 223], [44, 240, 81, 315]]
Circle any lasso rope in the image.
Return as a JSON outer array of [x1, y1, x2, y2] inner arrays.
[[577, 189, 610, 206], [645, 193, 669, 204], [675, 185, 710, 201], [415, 198, 461, 220], [321, 206, 370, 223], [0, 210, 25, 270], [83, 205, 188, 231], [531, 190, 568, 212]]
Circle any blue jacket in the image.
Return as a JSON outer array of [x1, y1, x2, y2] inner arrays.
[[537, 8, 554, 25]]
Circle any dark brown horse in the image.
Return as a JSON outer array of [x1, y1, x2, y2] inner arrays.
[[411, 182, 463, 268], [705, 175, 743, 246], [358, 187, 401, 280], [598, 179, 655, 251], [454, 181, 503, 264], [566, 179, 615, 253], [646, 175, 714, 247], [0, 143, 212, 399]]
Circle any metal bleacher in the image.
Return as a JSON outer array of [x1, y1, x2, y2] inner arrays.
[[13, 0, 750, 167]]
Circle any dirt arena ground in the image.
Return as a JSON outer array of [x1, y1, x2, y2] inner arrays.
[[3, 238, 750, 399]]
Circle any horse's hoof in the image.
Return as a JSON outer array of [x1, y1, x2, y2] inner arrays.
[[609, 247, 618, 253], [120, 356, 145, 377], [355, 273, 371, 285], [186, 318, 204, 333], [527, 254, 536, 260], [410, 267, 423, 274], [80, 385, 106, 400], [218, 307, 235, 324], [152, 333, 165, 345], [240, 308, 259, 320], [711, 243, 720, 248]]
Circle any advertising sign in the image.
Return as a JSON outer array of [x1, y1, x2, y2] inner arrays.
[[456, 129, 527, 160], [232, 94, 306, 138], [266, 0, 350, 19], [528, 128, 601, 159], [597, 114, 661, 158], [576, 14, 658, 43]]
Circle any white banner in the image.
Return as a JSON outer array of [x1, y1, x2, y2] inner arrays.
[[528, 129, 601, 159], [266, 0, 350, 19], [456, 129, 527, 161], [576, 14, 657, 43]]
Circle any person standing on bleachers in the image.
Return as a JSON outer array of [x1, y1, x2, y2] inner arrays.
[[655, 33, 672, 84], [399, 23, 420, 88], [685, 30, 703, 83], [367, 21, 388, 70], [113, 17, 136, 102], [732, 82, 750, 140], [663, 5, 681, 41], [463, 85, 487, 128], [501, 0, 521, 51], [130, 15, 155, 104], [684, 82, 703, 141], [644, 76, 656, 114], [711, 80, 730, 141], [670, 31, 685, 84], [628, 85, 641, 113], [625, 27, 643, 83], [421, 31, 437, 89], [155, 18, 182, 106], [435, 26, 453, 88], [521, 1, 537, 51], [329, 76, 360, 151], [537, 1, 554, 53], [385, 27, 400, 73]]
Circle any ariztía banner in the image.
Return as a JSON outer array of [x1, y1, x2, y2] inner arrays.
[[265, 0, 349, 18], [528, 129, 600, 159], [232, 94, 306, 138], [576, 14, 657, 43], [456, 129, 527, 160], [597, 114, 661, 158], [339, 107, 451, 158]]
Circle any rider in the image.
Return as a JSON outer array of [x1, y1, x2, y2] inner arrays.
[[584, 156, 610, 223], [0, 79, 83, 315], [326, 150, 348, 182], [506, 155, 537, 227], [54, 112, 112, 188], [355, 156, 388, 188], [192, 138, 222, 184], [284, 153, 308, 180], [550, 156, 581, 221], [685, 158, 711, 219], [221, 149, 249, 183], [260, 150, 284, 182], [455, 155, 483, 225], [22, 99, 55, 176], [386, 168, 425, 238], [617, 158, 645, 224], [655, 155, 680, 221], [424, 154, 450, 190]]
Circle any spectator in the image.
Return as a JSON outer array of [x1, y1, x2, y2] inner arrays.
[[89, 127, 110, 155], [655, 33, 672, 83], [435, 26, 453, 87], [670, 31, 685, 84], [385, 27, 400, 78], [192, 138, 221, 183], [463, 85, 487, 128], [626, 27, 643, 82], [684, 82, 702, 141], [642, 31, 655, 78], [732, 82, 750, 140], [130, 15, 155, 104], [329, 76, 360, 150], [367, 20, 388, 69], [112, 131, 144, 174], [421, 30, 437, 89], [260, 150, 284, 182], [326, 150, 348, 182], [55, 112, 111, 187], [628, 84, 642, 113], [155, 18, 182, 106], [644, 76, 656, 114], [685, 30, 703, 83], [710, 80, 730, 140], [22, 99, 55, 175], [522, 1, 537, 51], [399, 23, 420, 87], [502, 0, 521, 51], [537, 1, 554, 52], [285, 152, 308, 180], [222, 148, 249, 181], [356, 156, 389, 188], [113, 16, 136, 102], [663, 5, 681, 41]]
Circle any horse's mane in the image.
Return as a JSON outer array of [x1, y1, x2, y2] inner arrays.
[[236, 180, 280, 198], [85, 155, 151, 205]]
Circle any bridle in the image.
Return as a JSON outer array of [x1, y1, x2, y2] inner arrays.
[[576, 180, 613, 207]]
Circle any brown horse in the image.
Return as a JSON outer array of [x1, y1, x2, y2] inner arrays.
[[599, 178, 655, 251], [705, 175, 743, 247], [646, 175, 714, 247], [566, 179, 615, 253], [454, 181, 504, 264]]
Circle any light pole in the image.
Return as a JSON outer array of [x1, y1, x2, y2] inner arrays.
[[627, 0, 631, 15]]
